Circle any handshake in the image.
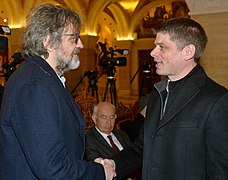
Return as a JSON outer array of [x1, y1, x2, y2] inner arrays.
[[95, 157, 116, 180]]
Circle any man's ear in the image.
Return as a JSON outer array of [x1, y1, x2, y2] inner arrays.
[[43, 35, 53, 51], [184, 44, 195, 61], [91, 114, 97, 124]]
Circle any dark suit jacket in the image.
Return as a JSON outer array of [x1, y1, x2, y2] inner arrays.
[[113, 65, 228, 180], [85, 126, 131, 161], [0, 56, 104, 179]]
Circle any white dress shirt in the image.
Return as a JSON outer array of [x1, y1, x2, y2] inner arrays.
[[95, 127, 124, 151]]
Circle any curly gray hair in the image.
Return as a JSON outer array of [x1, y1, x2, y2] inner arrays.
[[22, 3, 82, 59]]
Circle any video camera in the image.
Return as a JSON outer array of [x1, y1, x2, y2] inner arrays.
[[0, 26, 11, 35], [84, 69, 98, 80], [98, 42, 128, 72]]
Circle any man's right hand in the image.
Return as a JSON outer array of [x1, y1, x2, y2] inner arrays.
[[95, 158, 116, 180]]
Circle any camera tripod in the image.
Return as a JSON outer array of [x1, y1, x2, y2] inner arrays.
[[130, 62, 153, 98], [103, 75, 118, 108], [71, 70, 99, 103], [102, 67, 118, 108], [87, 77, 99, 103]]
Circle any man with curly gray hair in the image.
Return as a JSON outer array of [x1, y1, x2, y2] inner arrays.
[[0, 3, 115, 180]]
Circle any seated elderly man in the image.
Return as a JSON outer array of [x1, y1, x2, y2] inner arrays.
[[85, 102, 131, 161], [85, 101, 142, 180]]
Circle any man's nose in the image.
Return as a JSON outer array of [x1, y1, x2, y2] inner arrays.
[[150, 46, 159, 58], [150, 49, 155, 57], [106, 119, 112, 125], [76, 38, 84, 49]]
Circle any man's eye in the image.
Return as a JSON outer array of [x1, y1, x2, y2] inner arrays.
[[158, 45, 163, 49], [109, 115, 115, 119], [69, 37, 76, 43]]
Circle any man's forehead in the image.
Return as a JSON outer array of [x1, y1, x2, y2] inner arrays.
[[64, 24, 78, 34], [98, 109, 115, 115], [155, 33, 172, 43], [98, 107, 115, 114], [156, 32, 170, 39]]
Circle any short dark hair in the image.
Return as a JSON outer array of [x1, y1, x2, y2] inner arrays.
[[153, 18, 208, 62], [22, 3, 82, 58]]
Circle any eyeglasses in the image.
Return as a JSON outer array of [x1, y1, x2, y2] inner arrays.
[[62, 33, 80, 43], [98, 114, 116, 120]]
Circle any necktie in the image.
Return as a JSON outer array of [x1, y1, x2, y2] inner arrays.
[[162, 80, 170, 116], [107, 135, 120, 153]]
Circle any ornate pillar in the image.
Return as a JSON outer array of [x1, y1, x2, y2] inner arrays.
[[112, 40, 134, 98]]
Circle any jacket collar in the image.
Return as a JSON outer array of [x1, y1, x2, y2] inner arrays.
[[26, 56, 85, 130], [154, 64, 207, 128], [92, 127, 117, 153], [26, 56, 56, 77]]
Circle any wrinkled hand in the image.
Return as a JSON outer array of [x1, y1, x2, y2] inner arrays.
[[95, 158, 116, 180]]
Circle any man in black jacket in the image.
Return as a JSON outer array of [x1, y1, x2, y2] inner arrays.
[[97, 18, 228, 180]]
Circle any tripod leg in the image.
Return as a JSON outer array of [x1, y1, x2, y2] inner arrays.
[[108, 79, 118, 108], [88, 85, 99, 103], [71, 75, 86, 94], [91, 88, 95, 97], [113, 80, 118, 108], [87, 87, 91, 94], [147, 77, 153, 93], [139, 75, 145, 98], [95, 85, 99, 103], [109, 82, 113, 104], [103, 81, 109, 102]]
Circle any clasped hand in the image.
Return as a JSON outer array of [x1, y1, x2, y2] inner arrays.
[[95, 157, 116, 180]]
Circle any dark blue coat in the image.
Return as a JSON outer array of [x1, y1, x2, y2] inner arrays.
[[0, 56, 104, 179]]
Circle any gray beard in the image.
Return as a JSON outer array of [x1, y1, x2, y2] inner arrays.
[[56, 51, 80, 75]]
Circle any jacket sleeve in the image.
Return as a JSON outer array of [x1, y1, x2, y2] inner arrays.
[[206, 92, 228, 180], [112, 126, 144, 178], [13, 80, 105, 180], [84, 133, 102, 161]]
